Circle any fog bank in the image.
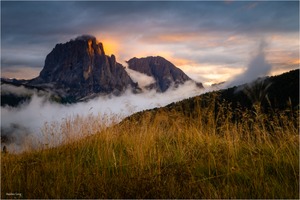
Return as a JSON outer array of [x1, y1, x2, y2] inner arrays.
[[1, 81, 206, 153]]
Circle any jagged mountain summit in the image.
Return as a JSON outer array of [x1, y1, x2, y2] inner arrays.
[[1, 35, 204, 105], [127, 56, 203, 92], [29, 35, 138, 100]]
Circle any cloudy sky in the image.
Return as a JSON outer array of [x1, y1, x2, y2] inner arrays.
[[1, 1, 299, 85]]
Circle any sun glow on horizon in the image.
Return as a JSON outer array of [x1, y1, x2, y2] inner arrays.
[[97, 37, 120, 57]]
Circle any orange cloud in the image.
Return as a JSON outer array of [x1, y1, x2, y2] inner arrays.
[[141, 32, 215, 44], [94, 32, 121, 55], [266, 51, 298, 66], [142, 32, 252, 51], [264, 49, 299, 77], [94, 34, 124, 62], [291, 59, 300, 65], [155, 33, 197, 43], [100, 38, 119, 56], [180, 64, 244, 86], [155, 51, 195, 66], [127, 49, 193, 66]]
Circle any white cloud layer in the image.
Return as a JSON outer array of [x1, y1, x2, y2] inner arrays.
[[227, 40, 272, 87], [1, 81, 207, 153], [124, 67, 156, 89]]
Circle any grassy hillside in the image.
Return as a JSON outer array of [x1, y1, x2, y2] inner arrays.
[[1, 70, 299, 198]]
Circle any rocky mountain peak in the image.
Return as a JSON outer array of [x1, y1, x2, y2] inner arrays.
[[74, 35, 105, 55], [127, 56, 203, 92], [29, 35, 138, 100]]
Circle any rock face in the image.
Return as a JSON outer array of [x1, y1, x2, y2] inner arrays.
[[127, 56, 203, 92], [30, 35, 137, 100]]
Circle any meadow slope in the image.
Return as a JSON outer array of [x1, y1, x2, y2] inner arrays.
[[1, 70, 299, 199]]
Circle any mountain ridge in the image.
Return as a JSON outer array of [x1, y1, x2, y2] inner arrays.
[[127, 56, 203, 92], [1, 35, 203, 104], [28, 35, 138, 100]]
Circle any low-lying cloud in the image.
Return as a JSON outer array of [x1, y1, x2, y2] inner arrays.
[[1, 81, 206, 153], [227, 40, 272, 87], [2, 84, 35, 96], [124, 67, 156, 89]]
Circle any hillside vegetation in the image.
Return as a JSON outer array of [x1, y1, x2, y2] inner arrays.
[[1, 70, 299, 199]]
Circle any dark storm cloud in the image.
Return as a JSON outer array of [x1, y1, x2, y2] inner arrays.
[[2, 1, 298, 41], [1, 52, 43, 68], [1, 2, 90, 58], [1, 1, 299, 77]]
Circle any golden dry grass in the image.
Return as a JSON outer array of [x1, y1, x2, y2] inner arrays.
[[1, 100, 299, 198]]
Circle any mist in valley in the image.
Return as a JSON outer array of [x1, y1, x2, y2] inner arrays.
[[1, 80, 206, 153]]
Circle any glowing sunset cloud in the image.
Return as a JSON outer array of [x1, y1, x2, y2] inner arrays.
[[100, 38, 119, 57]]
